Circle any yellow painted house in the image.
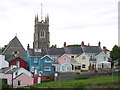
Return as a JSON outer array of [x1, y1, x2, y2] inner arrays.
[[75, 53, 90, 70]]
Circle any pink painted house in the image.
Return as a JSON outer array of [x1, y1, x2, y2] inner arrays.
[[4, 73, 33, 88], [1, 66, 33, 88], [58, 54, 71, 64], [57, 54, 72, 72], [13, 73, 33, 88]]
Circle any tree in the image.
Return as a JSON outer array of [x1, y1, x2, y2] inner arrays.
[[51, 44, 57, 48], [0, 45, 8, 52], [110, 45, 120, 66]]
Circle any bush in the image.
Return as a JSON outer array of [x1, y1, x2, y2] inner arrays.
[[74, 76, 89, 80]]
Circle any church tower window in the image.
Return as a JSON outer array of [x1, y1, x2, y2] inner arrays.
[[40, 30, 45, 38]]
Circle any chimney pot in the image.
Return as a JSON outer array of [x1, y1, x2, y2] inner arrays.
[[64, 42, 66, 47], [103, 46, 107, 54], [98, 41, 101, 46], [27, 44, 30, 50], [81, 41, 84, 46]]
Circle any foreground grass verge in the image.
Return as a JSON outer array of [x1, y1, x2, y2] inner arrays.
[[23, 75, 120, 88]]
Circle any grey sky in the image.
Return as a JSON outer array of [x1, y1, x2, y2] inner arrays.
[[0, 0, 119, 50]]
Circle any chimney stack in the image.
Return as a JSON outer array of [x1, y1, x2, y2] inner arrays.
[[81, 41, 84, 46], [27, 44, 30, 50], [88, 43, 90, 46], [103, 46, 107, 54], [46, 43, 49, 49], [64, 42, 66, 47], [98, 41, 101, 46]]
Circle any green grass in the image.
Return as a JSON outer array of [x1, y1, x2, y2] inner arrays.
[[23, 75, 120, 88]]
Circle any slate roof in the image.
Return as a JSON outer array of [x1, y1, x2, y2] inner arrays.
[[47, 48, 65, 56], [0, 67, 10, 73], [82, 46, 102, 53], [5, 67, 20, 74], [13, 73, 24, 79], [2, 36, 26, 61], [64, 47, 83, 55], [6, 56, 27, 62], [28, 49, 47, 57]]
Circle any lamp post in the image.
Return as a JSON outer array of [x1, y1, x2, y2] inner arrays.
[[11, 69, 13, 88]]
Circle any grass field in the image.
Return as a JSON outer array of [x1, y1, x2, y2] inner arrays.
[[23, 75, 120, 88]]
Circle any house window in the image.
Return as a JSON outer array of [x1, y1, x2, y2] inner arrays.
[[16, 61, 20, 67], [31, 66, 34, 72], [44, 66, 51, 71], [18, 81, 21, 86], [104, 57, 106, 61], [45, 60, 51, 63], [82, 56, 86, 60], [82, 64, 86, 68], [15, 71, 18, 76], [71, 56, 74, 60], [34, 58, 38, 63], [64, 58, 67, 61]]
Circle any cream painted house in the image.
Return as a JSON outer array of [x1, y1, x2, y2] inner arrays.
[[76, 53, 90, 70]]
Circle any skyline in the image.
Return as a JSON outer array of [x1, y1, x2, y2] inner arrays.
[[0, 0, 119, 50]]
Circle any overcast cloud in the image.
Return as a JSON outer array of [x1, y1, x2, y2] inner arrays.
[[0, 0, 119, 50]]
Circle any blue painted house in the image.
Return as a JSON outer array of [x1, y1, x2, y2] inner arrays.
[[39, 55, 54, 74], [26, 49, 54, 75]]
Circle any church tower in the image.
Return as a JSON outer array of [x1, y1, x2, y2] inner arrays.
[[33, 13, 50, 49]]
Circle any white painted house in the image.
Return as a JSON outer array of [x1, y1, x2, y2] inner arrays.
[[0, 55, 9, 69]]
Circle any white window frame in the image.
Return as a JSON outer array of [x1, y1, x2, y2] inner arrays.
[[44, 66, 51, 71], [45, 60, 51, 63], [34, 58, 38, 63]]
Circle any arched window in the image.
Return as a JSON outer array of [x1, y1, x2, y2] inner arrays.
[[40, 30, 45, 38], [16, 61, 20, 67]]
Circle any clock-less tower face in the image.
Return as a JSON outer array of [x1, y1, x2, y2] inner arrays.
[[33, 15, 49, 49]]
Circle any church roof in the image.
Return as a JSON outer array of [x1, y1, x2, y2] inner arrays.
[[2, 36, 26, 61], [64, 47, 83, 55], [82, 46, 102, 53]]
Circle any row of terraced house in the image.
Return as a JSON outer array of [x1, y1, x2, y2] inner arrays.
[[0, 14, 112, 88]]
